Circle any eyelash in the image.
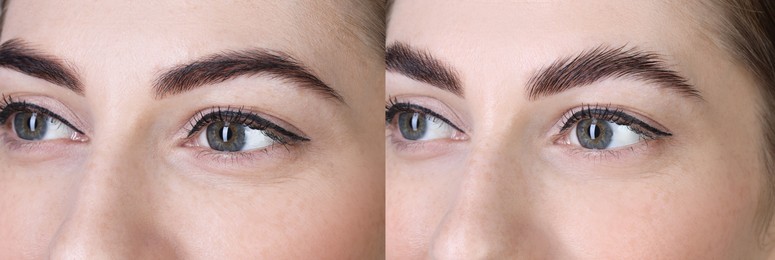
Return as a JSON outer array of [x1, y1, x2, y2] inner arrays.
[[0, 95, 84, 135], [557, 104, 671, 141], [384, 97, 465, 134], [186, 107, 309, 146]]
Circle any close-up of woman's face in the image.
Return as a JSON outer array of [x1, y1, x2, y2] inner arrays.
[[1, 0, 773, 258], [0, 0, 384, 258], [386, 0, 774, 259]]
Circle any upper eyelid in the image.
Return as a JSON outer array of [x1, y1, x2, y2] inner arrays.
[[385, 102, 466, 134], [186, 108, 309, 141], [0, 102, 84, 135], [558, 106, 671, 137]]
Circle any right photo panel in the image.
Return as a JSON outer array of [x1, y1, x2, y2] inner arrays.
[[385, 0, 775, 258]]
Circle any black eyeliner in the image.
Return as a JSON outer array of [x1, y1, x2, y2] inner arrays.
[[385, 100, 466, 134], [187, 108, 309, 143], [0, 100, 85, 135], [560, 105, 671, 138]]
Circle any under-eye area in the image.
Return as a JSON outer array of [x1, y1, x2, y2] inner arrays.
[[181, 106, 310, 163], [551, 103, 672, 160]]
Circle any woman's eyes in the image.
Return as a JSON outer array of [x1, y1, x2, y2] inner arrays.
[[385, 100, 671, 153], [559, 106, 671, 150], [188, 109, 309, 153], [385, 102, 466, 142], [0, 99, 308, 155]]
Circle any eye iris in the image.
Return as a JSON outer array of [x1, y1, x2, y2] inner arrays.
[[397, 112, 426, 140], [13, 112, 48, 140], [576, 119, 612, 149], [206, 121, 246, 152]]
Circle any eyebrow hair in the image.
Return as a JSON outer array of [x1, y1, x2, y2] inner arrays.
[[386, 42, 463, 96], [526, 45, 702, 100], [153, 50, 343, 102], [0, 39, 83, 94]]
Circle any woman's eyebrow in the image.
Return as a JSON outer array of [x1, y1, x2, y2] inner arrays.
[[153, 49, 344, 103], [526, 45, 703, 101], [0, 39, 83, 94], [386, 42, 463, 97]]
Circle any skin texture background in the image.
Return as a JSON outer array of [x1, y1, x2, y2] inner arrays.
[[386, 0, 773, 259], [0, 0, 384, 258]]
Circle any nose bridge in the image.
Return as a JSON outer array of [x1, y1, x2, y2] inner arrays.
[[48, 117, 170, 258], [430, 134, 530, 259]]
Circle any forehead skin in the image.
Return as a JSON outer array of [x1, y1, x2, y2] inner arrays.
[[387, 0, 766, 259], [0, 0, 380, 105]]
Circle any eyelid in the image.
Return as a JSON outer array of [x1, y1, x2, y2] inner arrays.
[[385, 95, 469, 133], [0, 95, 87, 135], [185, 106, 310, 143], [554, 104, 672, 142]]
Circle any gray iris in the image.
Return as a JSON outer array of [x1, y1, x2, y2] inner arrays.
[[13, 112, 47, 140], [576, 118, 613, 149], [398, 112, 426, 140], [206, 122, 247, 152]]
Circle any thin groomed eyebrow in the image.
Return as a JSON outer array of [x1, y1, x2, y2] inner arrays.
[[0, 39, 83, 94], [386, 42, 463, 97], [527, 45, 702, 100], [153, 49, 344, 103]]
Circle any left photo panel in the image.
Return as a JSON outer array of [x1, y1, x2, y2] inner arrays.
[[0, 0, 385, 258]]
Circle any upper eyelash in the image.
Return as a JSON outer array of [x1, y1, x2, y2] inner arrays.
[[385, 97, 466, 134], [559, 104, 671, 139], [187, 107, 309, 144], [0, 95, 84, 135]]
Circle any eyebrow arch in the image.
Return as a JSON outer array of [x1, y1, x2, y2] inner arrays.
[[526, 45, 702, 100], [0, 39, 83, 94], [153, 49, 343, 103], [386, 42, 463, 97]]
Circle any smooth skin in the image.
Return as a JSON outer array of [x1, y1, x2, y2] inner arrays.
[[0, 0, 384, 258], [387, 1, 773, 259]]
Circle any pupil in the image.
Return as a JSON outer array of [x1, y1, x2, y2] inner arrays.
[[589, 123, 599, 139], [222, 125, 232, 142], [29, 113, 38, 132]]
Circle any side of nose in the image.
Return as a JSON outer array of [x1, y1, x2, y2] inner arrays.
[[429, 139, 549, 259], [47, 138, 177, 259]]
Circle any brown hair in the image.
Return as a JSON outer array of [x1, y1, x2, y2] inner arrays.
[[706, 0, 775, 241], [0, 0, 6, 36]]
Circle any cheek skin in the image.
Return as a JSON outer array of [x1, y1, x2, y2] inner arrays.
[[0, 151, 383, 258], [543, 158, 761, 259], [0, 155, 83, 259], [386, 147, 466, 259]]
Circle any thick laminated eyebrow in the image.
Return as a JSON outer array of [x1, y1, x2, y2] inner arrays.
[[526, 45, 703, 101], [385, 42, 704, 103], [385, 42, 463, 97]]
